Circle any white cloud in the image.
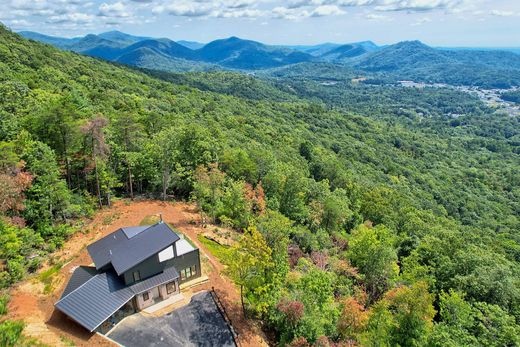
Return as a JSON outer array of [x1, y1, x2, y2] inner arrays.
[[411, 16, 432, 25], [98, 2, 131, 18], [153, 2, 214, 16], [490, 10, 516, 17], [47, 12, 94, 24], [213, 8, 264, 18], [310, 5, 345, 17], [365, 13, 388, 20]]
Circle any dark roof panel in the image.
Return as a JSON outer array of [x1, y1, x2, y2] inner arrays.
[[61, 266, 99, 299], [121, 226, 149, 239], [55, 271, 134, 332], [87, 223, 180, 275], [130, 266, 179, 295], [86, 229, 127, 269]]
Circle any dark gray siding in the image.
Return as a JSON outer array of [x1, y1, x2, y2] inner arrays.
[[122, 243, 174, 285], [129, 266, 179, 295], [122, 248, 201, 286], [172, 249, 201, 284]]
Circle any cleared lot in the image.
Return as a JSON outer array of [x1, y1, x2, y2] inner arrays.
[[107, 291, 236, 347]]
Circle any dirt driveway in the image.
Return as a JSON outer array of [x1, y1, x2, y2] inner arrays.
[[7, 200, 268, 347]]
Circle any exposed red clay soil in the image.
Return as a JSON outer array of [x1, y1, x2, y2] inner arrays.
[[7, 200, 268, 347]]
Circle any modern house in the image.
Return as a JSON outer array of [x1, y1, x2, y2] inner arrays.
[[55, 221, 201, 332]]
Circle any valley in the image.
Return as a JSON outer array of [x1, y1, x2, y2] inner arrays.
[[398, 81, 520, 117], [1, 21, 519, 347]]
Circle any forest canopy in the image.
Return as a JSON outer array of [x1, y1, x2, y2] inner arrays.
[[0, 25, 519, 346]]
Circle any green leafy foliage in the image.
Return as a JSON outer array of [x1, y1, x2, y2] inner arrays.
[[0, 25, 519, 345]]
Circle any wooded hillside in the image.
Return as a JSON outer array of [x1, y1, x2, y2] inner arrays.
[[1, 25, 520, 346]]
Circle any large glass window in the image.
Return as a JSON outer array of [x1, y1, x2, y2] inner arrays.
[[180, 266, 197, 280], [166, 281, 176, 294]]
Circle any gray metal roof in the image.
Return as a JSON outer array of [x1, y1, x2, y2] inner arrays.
[[55, 271, 134, 332], [121, 226, 149, 239], [61, 266, 99, 299], [87, 222, 180, 275], [129, 266, 179, 295]]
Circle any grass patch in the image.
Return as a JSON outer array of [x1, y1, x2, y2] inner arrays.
[[139, 215, 161, 226], [0, 294, 9, 316], [38, 263, 63, 294], [60, 335, 75, 347], [102, 212, 121, 225], [197, 234, 231, 262]]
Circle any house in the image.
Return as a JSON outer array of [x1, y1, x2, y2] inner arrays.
[[55, 221, 201, 332]]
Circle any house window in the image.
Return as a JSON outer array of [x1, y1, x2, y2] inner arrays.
[[166, 281, 176, 294], [180, 266, 197, 280], [133, 271, 141, 282], [142, 292, 149, 301]]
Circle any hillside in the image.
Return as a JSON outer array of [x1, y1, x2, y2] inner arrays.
[[196, 36, 313, 69], [320, 41, 380, 62], [20, 30, 520, 87], [20, 31, 314, 71], [354, 40, 520, 87], [1, 25, 520, 346]]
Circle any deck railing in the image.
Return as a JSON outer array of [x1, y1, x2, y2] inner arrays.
[[210, 286, 241, 347]]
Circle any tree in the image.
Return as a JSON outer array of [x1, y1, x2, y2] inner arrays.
[[0, 142, 32, 216], [225, 226, 273, 318], [385, 282, 436, 346], [21, 140, 74, 225], [193, 163, 226, 223], [151, 127, 180, 201], [337, 296, 368, 342], [347, 223, 399, 303], [112, 110, 144, 199], [26, 94, 81, 188], [80, 115, 109, 207], [219, 180, 253, 229]]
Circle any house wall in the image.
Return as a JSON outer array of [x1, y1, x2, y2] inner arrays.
[[122, 246, 201, 286], [172, 249, 201, 284], [135, 290, 155, 310], [134, 280, 180, 311]]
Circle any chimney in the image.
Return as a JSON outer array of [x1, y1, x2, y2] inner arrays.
[[159, 213, 163, 223]]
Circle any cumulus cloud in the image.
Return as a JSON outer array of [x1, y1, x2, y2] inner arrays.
[[310, 5, 345, 17], [490, 10, 516, 17], [365, 13, 388, 20], [98, 2, 131, 17], [286, 0, 471, 12], [47, 12, 95, 24]]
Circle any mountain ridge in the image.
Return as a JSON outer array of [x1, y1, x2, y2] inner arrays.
[[17, 30, 520, 86]]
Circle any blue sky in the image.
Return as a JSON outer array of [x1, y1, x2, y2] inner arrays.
[[2, 0, 520, 47]]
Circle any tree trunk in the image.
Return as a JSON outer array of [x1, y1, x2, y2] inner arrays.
[[240, 284, 246, 319], [128, 164, 134, 200], [65, 156, 71, 188], [94, 156, 102, 208], [162, 167, 168, 201]]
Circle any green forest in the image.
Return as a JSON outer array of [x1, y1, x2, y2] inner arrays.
[[1, 25, 520, 346]]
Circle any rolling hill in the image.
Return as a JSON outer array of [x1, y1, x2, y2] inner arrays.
[[320, 41, 380, 62], [354, 40, 520, 87], [196, 36, 313, 69], [2, 23, 520, 347], [18, 30, 520, 86]]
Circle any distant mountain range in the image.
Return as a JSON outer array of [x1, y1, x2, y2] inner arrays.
[[18, 30, 520, 87]]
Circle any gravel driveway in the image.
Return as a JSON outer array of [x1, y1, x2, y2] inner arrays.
[[107, 291, 236, 347]]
